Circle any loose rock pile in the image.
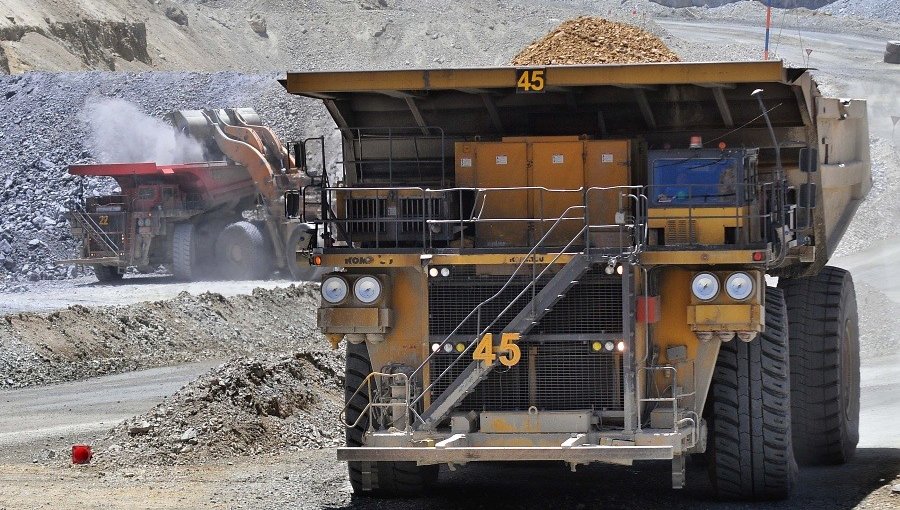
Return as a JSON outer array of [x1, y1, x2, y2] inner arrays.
[[0, 284, 324, 389], [511, 16, 680, 66], [99, 353, 343, 466]]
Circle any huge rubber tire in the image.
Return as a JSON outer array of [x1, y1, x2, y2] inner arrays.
[[778, 266, 859, 465], [92, 264, 123, 283], [215, 221, 271, 280], [708, 287, 797, 500], [285, 226, 324, 281], [172, 223, 197, 281], [345, 342, 438, 496]]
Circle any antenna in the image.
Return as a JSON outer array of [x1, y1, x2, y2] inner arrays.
[[750, 88, 782, 174]]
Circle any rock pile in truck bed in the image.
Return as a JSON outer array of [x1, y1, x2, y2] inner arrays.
[[98, 353, 344, 466], [511, 16, 680, 66]]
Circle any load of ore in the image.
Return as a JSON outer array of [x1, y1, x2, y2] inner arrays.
[[511, 16, 680, 65]]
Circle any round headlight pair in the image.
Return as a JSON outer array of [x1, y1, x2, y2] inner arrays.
[[321, 275, 382, 304], [691, 272, 754, 301]]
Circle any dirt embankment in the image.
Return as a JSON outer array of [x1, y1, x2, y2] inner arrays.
[[0, 284, 327, 389]]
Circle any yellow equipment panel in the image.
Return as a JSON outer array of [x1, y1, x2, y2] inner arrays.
[[584, 140, 631, 227], [530, 141, 584, 247], [455, 142, 477, 187], [452, 138, 633, 248], [474, 142, 529, 247]]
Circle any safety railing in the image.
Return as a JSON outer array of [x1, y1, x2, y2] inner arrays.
[[637, 365, 699, 449], [310, 185, 647, 253], [341, 371, 412, 434], [338, 185, 648, 434], [68, 207, 125, 257], [337, 126, 448, 188], [643, 180, 792, 264]]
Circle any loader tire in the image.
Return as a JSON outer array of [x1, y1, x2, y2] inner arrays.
[[285, 226, 323, 281], [345, 341, 438, 496], [778, 266, 859, 465], [216, 221, 271, 280], [172, 223, 197, 281], [92, 264, 123, 283], [708, 287, 797, 500]]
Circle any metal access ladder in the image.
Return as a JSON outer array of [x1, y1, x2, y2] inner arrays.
[[418, 252, 593, 429]]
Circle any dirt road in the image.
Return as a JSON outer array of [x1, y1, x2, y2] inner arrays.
[[0, 362, 220, 457], [0, 351, 896, 509]]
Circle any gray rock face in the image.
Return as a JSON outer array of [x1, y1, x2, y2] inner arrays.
[[165, 6, 189, 26]]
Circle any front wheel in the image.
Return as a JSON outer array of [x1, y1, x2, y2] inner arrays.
[[345, 341, 438, 496], [92, 264, 123, 283], [707, 286, 797, 500]]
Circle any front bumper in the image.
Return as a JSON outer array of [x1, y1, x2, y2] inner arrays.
[[337, 426, 700, 466], [337, 444, 673, 465]]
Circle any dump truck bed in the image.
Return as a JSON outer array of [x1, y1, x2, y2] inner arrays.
[[282, 61, 870, 274]]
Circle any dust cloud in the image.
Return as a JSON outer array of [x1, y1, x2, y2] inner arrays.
[[80, 98, 204, 165]]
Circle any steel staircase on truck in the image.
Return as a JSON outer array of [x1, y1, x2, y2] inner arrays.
[[418, 252, 594, 429], [69, 208, 122, 256]]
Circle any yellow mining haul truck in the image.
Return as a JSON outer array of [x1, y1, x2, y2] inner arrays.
[[282, 61, 870, 500]]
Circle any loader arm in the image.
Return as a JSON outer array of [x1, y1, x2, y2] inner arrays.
[[204, 116, 287, 264], [233, 110, 295, 171]]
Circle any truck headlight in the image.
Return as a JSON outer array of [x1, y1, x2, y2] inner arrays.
[[725, 272, 754, 300], [691, 272, 719, 301], [353, 276, 383, 304], [321, 276, 349, 304]]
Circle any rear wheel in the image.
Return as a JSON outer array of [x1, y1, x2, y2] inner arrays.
[[778, 266, 859, 465], [172, 223, 197, 281], [708, 286, 797, 500], [216, 221, 271, 280], [92, 264, 123, 283], [345, 341, 438, 496]]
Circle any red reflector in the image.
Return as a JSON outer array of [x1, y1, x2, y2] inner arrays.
[[752, 251, 765, 261], [636, 296, 660, 324], [312, 256, 322, 266], [71, 445, 92, 464]]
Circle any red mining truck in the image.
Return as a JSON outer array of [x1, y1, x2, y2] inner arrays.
[[58, 108, 323, 282]]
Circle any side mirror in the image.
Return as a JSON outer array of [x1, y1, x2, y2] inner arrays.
[[799, 183, 817, 208], [799, 148, 818, 173]]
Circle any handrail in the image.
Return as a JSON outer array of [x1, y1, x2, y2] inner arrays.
[[407, 207, 590, 415], [407, 187, 646, 416], [70, 208, 122, 255], [341, 371, 411, 433]]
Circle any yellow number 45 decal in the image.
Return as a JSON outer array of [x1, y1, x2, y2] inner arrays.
[[473, 333, 522, 367], [516, 68, 546, 93]]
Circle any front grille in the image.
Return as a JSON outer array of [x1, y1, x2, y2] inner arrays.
[[429, 341, 624, 412], [428, 267, 623, 336]]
